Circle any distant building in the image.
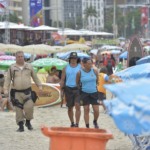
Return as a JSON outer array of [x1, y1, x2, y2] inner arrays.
[[105, 0, 149, 8], [50, 0, 64, 28], [64, 0, 82, 29], [82, 0, 104, 31]]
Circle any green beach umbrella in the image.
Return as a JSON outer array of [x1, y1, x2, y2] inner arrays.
[[31, 58, 68, 70], [0, 60, 15, 67]]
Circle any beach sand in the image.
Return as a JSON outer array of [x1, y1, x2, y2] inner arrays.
[[0, 105, 132, 150]]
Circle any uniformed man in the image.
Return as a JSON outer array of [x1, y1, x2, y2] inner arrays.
[[4, 51, 42, 132]]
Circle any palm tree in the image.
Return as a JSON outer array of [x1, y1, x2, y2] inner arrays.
[[84, 6, 97, 29]]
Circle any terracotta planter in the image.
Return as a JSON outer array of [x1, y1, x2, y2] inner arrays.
[[41, 126, 113, 150]]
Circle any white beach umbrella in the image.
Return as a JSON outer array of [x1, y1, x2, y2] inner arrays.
[[22, 44, 55, 55], [62, 43, 91, 51]]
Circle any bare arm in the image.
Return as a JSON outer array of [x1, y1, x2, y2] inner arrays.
[[93, 68, 99, 85], [59, 67, 66, 90], [76, 71, 81, 88]]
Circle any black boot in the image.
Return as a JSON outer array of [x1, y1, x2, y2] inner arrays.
[[17, 121, 24, 132], [25, 120, 33, 130]]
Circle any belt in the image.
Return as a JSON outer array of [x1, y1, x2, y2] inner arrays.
[[12, 87, 31, 93]]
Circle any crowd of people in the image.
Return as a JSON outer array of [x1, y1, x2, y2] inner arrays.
[[0, 50, 115, 132]]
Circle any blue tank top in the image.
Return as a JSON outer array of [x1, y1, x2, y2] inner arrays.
[[80, 68, 97, 93], [66, 64, 81, 87]]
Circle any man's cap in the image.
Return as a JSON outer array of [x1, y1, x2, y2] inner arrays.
[[69, 52, 78, 59]]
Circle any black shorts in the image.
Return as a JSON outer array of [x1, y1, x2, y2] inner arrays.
[[98, 92, 106, 101], [64, 86, 80, 107], [80, 91, 99, 106]]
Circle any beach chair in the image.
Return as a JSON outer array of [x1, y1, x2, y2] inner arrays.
[[128, 134, 150, 150]]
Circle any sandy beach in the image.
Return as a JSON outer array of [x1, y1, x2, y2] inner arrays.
[[0, 105, 133, 150]]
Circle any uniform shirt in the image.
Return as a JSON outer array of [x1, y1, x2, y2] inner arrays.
[[80, 68, 97, 93], [4, 63, 42, 92], [65, 64, 81, 88]]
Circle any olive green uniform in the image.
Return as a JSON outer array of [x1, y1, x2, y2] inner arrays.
[[4, 63, 42, 124]]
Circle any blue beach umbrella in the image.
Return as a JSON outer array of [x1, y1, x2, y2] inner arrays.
[[119, 51, 128, 59], [136, 55, 150, 65], [115, 63, 150, 81], [104, 79, 150, 134], [56, 51, 81, 59], [104, 97, 150, 134], [104, 79, 150, 105], [24, 53, 32, 59], [57, 51, 90, 60], [109, 99, 142, 134]]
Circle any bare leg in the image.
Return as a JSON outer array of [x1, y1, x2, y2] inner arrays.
[[6, 101, 14, 111], [99, 101, 106, 111], [1, 98, 8, 111], [92, 105, 99, 128], [92, 105, 99, 121], [68, 107, 74, 124], [75, 103, 81, 125], [83, 105, 90, 127]]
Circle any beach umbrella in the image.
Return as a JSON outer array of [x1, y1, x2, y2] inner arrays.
[[62, 43, 91, 51], [22, 44, 55, 55], [105, 79, 150, 106], [100, 45, 123, 51], [100, 51, 110, 55], [0, 60, 15, 67], [136, 55, 150, 65], [0, 43, 7, 52], [90, 49, 98, 55], [31, 58, 68, 70], [0, 44, 22, 53], [57, 51, 90, 60], [52, 46, 64, 52], [0, 51, 5, 56], [104, 79, 150, 134], [119, 51, 128, 59], [24, 53, 32, 59], [0, 55, 15, 60], [111, 50, 121, 54], [115, 63, 150, 81], [104, 98, 142, 134]]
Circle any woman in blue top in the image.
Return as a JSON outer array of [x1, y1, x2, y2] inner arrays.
[[60, 52, 81, 127], [76, 57, 99, 128]]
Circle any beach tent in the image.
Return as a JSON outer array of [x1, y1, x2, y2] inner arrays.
[[29, 25, 58, 31]]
